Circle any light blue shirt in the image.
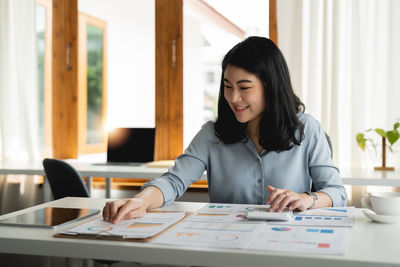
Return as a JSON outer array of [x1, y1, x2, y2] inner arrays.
[[143, 113, 347, 207]]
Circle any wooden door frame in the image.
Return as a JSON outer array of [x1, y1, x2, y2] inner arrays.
[[51, 0, 78, 159], [155, 0, 184, 160]]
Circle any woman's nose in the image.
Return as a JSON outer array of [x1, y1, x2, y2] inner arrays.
[[229, 89, 241, 103]]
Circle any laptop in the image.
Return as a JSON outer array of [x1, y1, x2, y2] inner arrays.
[[94, 127, 155, 166]]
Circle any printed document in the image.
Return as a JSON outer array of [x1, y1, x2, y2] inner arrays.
[[249, 224, 348, 255], [153, 221, 266, 249], [60, 212, 186, 239]]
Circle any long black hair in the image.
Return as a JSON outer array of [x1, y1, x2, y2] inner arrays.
[[214, 36, 305, 152]]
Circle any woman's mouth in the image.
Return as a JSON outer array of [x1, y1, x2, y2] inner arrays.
[[234, 105, 249, 112]]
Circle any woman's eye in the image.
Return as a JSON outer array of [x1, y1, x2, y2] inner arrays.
[[224, 85, 232, 89], [240, 87, 250, 90]]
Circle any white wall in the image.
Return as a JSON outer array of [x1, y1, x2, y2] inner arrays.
[[79, 0, 155, 128], [183, 9, 205, 147]]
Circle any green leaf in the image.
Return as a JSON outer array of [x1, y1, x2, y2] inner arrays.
[[394, 122, 400, 130], [374, 128, 386, 138], [387, 130, 400, 145], [356, 133, 364, 143], [356, 133, 366, 151]]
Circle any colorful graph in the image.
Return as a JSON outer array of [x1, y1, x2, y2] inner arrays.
[[324, 208, 347, 213], [127, 222, 163, 228], [306, 228, 334, 234], [267, 239, 331, 249], [87, 226, 113, 232], [176, 232, 200, 238], [295, 216, 343, 221], [271, 227, 291, 232], [208, 205, 232, 209]]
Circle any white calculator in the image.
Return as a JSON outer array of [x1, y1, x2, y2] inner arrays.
[[246, 209, 292, 221]]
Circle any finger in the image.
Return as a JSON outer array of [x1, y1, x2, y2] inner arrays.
[[266, 188, 278, 205], [266, 188, 284, 205], [108, 200, 127, 219], [278, 194, 295, 212], [123, 208, 146, 220], [266, 185, 275, 192], [103, 200, 122, 222], [112, 200, 142, 223], [102, 201, 113, 221], [269, 193, 287, 212]]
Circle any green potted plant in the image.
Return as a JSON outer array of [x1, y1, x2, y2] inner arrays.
[[356, 118, 400, 171]]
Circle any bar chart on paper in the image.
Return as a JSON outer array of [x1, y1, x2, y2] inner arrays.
[[271, 207, 355, 227], [248, 225, 348, 255]]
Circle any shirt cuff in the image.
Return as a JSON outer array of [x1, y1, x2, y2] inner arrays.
[[318, 187, 347, 207], [141, 178, 176, 207]]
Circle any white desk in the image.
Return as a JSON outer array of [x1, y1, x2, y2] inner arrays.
[[1, 160, 399, 198], [0, 197, 399, 267], [0, 160, 173, 199]]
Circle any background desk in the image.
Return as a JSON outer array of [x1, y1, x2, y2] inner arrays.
[[1, 160, 399, 199], [0, 160, 174, 199], [0, 197, 399, 267]]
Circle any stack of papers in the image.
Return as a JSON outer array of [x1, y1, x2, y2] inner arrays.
[[56, 204, 355, 255], [153, 204, 353, 255]]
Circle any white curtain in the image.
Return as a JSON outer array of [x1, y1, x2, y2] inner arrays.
[[0, 0, 40, 161], [277, 0, 400, 168]]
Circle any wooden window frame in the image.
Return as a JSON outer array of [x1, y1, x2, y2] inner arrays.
[[77, 13, 108, 154]]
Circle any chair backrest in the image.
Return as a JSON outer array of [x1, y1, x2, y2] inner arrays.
[[42, 158, 90, 200]]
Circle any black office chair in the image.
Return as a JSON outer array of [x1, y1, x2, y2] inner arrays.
[[42, 158, 90, 200], [43, 158, 120, 266]]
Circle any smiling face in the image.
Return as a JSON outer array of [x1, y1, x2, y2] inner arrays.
[[223, 65, 266, 128]]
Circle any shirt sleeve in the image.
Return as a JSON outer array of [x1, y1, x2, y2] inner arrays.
[[141, 122, 213, 206], [306, 117, 347, 207]]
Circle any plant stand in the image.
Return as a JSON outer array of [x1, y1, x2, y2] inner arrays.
[[374, 137, 395, 171]]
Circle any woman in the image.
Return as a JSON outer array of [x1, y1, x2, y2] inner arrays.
[[103, 37, 346, 223]]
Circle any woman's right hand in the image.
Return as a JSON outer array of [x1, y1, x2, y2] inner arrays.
[[102, 198, 148, 224]]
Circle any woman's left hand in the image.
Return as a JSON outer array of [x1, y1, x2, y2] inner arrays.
[[266, 185, 312, 212]]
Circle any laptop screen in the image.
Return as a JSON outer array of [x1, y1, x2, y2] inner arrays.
[[107, 128, 155, 163]]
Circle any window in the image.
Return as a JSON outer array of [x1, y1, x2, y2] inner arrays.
[[35, 0, 52, 156], [183, 0, 269, 147], [78, 13, 107, 154], [206, 71, 215, 84]]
